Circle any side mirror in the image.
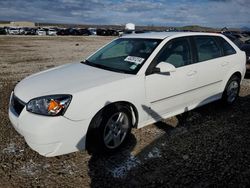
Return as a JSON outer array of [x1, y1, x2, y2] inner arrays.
[[155, 62, 176, 73]]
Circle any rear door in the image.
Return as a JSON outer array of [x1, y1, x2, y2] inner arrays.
[[183, 36, 227, 106]]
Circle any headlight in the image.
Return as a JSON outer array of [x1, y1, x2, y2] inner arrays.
[[26, 95, 72, 116]]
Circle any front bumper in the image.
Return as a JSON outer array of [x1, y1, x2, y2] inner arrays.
[[8, 94, 90, 157]]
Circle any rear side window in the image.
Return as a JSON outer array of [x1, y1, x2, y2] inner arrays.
[[194, 36, 221, 62], [217, 37, 236, 56]]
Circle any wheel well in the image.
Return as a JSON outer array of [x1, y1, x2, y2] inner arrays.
[[232, 72, 242, 80], [103, 101, 139, 128], [85, 101, 139, 153]]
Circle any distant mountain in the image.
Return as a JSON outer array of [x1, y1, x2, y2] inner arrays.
[[178, 25, 219, 32]]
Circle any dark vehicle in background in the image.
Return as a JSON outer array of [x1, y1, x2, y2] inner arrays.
[[245, 39, 250, 44], [67, 28, 79, 35], [78, 28, 91, 36], [107, 29, 119, 36], [0, 27, 6, 35], [57, 28, 69, 35], [96, 28, 107, 36], [223, 31, 250, 43], [20, 27, 36, 35], [224, 33, 250, 73], [96, 28, 119, 36], [57, 28, 90, 36]]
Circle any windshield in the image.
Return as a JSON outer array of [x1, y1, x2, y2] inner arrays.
[[84, 38, 162, 74]]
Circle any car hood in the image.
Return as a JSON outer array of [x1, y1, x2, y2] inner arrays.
[[14, 62, 132, 102]]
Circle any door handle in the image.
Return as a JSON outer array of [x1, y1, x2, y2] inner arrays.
[[187, 70, 197, 76], [222, 62, 229, 66]]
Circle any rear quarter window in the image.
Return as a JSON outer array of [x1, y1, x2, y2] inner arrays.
[[216, 37, 236, 56]]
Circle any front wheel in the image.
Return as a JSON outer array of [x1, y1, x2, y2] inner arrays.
[[86, 105, 132, 154], [221, 75, 240, 105]]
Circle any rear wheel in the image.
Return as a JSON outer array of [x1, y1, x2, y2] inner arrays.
[[221, 75, 240, 105], [86, 105, 132, 154]]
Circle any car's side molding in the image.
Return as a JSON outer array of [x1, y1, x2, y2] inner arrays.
[[151, 80, 223, 104]]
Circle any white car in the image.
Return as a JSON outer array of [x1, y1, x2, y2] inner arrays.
[[36, 29, 47, 36], [8, 28, 20, 35], [47, 29, 57, 36], [9, 32, 246, 157]]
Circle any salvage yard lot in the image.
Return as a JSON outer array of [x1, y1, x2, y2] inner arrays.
[[0, 35, 250, 187]]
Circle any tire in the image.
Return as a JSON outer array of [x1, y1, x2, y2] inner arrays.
[[86, 104, 132, 154], [221, 75, 240, 105]]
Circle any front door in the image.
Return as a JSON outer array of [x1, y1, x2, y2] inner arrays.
[[145, 37, 194, 119]]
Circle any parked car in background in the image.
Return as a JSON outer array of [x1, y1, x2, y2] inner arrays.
[[9, 32, 246, 157], [107, 29, 119, 36], [241, 45, 250, 73], [57, 28, 69, 36], [20, 27, 36, 35], [36, 29, 47, 36], [88, 28, 97, 35], [96, 28, 119, 36], [224, 33, 250, 73], [67, 28, 79, 35], [78, 28, 91, 36], [223, 31, 250, 43], [245, 39, 250, 44], [47, 28, 57, 36], [232, 33, 250, 43], [36, 28, 47, 36], [8, 28, 20, 35], [96, 28, 107, 36], [0, 27, 6, 35]]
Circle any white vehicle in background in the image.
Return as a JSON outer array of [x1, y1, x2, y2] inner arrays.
[[8, 27, 20, 35], [88, 28, 97, 35], [124, 23, 135, 35], [36, 29, 47, 36], [9, 32, 246, 157], [47, 28, 57, 36]]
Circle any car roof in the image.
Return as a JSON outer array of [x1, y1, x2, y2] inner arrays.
[[121, 31, 223, 39]]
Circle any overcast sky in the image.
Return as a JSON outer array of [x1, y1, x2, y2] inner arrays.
[[0, 0, 249, 28]]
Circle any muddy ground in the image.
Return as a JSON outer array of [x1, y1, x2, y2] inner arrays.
[[0, 36, 250, 187]]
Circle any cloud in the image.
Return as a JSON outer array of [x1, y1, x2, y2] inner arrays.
[[0, 0, 249, 28]]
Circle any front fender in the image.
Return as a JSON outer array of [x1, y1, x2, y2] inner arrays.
[[64, 75, 148, 124]]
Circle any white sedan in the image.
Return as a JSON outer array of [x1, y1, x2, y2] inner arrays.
[[9, 32, 246, 157]]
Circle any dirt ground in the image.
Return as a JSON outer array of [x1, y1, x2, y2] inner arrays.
[[0, 36, 250, 187]]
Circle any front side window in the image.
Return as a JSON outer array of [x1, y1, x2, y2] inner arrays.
[[154, 37, 191, 68], [194, 36, 221, 62], [85, 38, 161, 74]]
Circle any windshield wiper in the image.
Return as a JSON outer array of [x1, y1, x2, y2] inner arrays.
[[81, 59, 131, 74], [81, 59, 91, 64], [82, 59, 111, 69]]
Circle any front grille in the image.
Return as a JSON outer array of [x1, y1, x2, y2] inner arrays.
[[11, 94, 26, 116]]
